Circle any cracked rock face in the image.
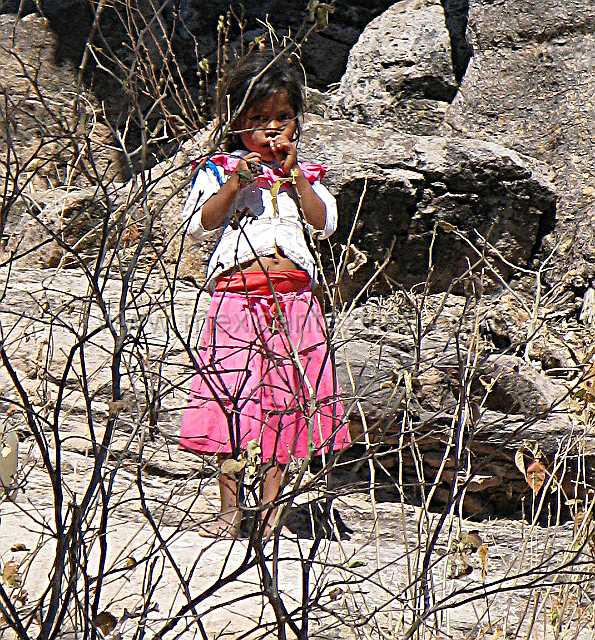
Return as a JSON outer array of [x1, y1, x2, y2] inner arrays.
[[443, 0, 595, 286], [332, 0, 458, 133], [0, 14, 119, 191], [302, 116, 556, 294]]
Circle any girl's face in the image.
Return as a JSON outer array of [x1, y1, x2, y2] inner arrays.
[[237, 90, 298, 162]]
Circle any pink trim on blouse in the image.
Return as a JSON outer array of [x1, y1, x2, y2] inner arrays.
[[199, 153, 327, 187]]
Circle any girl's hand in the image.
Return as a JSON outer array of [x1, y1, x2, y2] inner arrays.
[[270, 136, 297, 174], [235, 152, 262, 175]]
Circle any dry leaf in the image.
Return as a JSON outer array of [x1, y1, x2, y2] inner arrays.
[[527, 459, 547, 494], [246, 440, 261, 459], [437, 220, 457, 233], [514, 448, 526, 479], [328, 587, 344, 601], [10, 543, 29, 553], [460, 530, 483, 552], [94, 610, 117, 636], [121, 223, 140, 248], [344, 244, 368, 277], [2, 561, 21, 587], [15, 589, 28, 604], [220, 458, 246, 476], [576, 364, 595, 402], [107, 397, 133, 418], [449, 554, 473, 579], [307, 0, 335, 29], [478, 544, 489, 580], [346, 558, 367, 569], [107, 400, 124, 418], [0, 426, 18, 490]]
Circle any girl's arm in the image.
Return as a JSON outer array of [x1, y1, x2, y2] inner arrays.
[[293, 170, 327, 231], [193, 152, 263, 231]]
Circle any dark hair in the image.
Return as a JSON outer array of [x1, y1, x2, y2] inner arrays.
[[214, 49, 305, 152]]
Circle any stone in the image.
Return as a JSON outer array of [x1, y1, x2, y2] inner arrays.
[[301, 115, 556, 295], [443, 0, 595, 285], [5, 187, 110, 268], [332, 0, 458, 133], [0, 449, 589, 638], [2, 266, 588, 517], [165, 0, 398, 89], [0, 13, 120, 199]]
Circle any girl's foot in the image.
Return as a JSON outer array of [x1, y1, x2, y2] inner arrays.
[[199, 510, 241, 539], [261, 507, 291, 542], [262, 521, 291, 543]]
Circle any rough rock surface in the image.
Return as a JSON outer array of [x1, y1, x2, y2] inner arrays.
[[332, 0, 458, 133], [443, 0, 595, 286], [302, 115, 556, 295], [335, 291, 592, 515], [1, 267, 589, 519], [0, 266, 591, 639], [7, 107, 557, 295], [110, 0, 398, 91], [0, 13, 119, 193], [0, 451, 587, 639]]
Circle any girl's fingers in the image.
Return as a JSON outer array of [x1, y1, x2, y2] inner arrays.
[[270, 138, 297, 172], [237, 152, 261, 172]]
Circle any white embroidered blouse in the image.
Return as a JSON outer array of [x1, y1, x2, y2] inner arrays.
[[183, 159, 338, 291]]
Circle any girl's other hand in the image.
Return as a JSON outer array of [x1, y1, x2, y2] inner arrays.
[[270, 136, 297, 174]]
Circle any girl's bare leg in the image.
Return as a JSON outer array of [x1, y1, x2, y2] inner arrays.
[[200, 457, 241, 538], [219, 470, 241, 528], [261, 464, 285, 538]]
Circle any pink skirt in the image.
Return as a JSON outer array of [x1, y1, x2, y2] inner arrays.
[[179, 272, 350, 464]]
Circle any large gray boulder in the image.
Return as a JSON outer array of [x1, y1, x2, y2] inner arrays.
[[332, 0, 458, 133], [301, 116, 556, 295], [443, 0, 595, 286]]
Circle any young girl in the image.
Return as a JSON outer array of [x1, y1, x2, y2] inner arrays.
[[179, 50, 350, 539]]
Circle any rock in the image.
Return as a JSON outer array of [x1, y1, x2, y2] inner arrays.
[[140, 0, 398, 90], [0, 13, 120, 198], [5, 188, 111, 268], [332, 0, 458, 133], [443, 0, 595, 285], [109, 128, 216, 282], [301, 115, 556, 295], [0, 447, 588, 638], [471, 354, 568, 416], [480, 290, 587, 373], [334, 289, 593, 515], [1, 267, 588, 517]]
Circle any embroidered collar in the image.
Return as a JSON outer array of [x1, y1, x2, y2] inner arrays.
[[196, 152, 327, 188]]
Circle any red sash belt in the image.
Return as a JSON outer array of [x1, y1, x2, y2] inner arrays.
[[215, 269, 310, 295]]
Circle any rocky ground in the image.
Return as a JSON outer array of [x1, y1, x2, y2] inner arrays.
[[2, 442, 593, 640], [0, 0, 594, 637]]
